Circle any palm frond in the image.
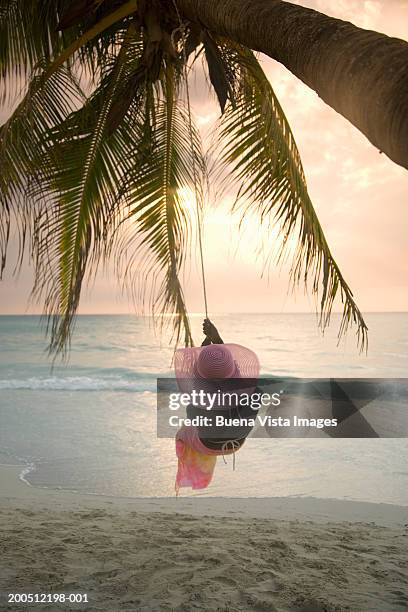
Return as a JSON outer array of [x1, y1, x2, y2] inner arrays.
[[0, 4, 368, 356], [215, 42, 368, 349], [0, 0, 66, 101], [0, 0, 138, 106], [202, 31, 236, 113], [0, 61, 85, 278], [56, 0, 108, 31], [29, 25, 141, 355], [111, 63, 206, 347], [1, 7, 204, 354], [45, 0, 138, 78]]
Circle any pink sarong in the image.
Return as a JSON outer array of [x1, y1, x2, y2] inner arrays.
[[175, 425, 242, 494]]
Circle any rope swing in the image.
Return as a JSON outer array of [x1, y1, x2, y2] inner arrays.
[[184, 73, 209, 320]]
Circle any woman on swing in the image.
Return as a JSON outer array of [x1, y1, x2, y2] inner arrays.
[[174, 319, 260, 492]]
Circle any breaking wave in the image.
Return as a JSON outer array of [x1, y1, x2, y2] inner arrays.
[[0, 376, 158, 392]]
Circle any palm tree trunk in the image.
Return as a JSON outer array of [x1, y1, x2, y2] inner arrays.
[[177, 0, 408, 170]]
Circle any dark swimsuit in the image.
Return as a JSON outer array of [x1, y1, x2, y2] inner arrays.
[[186, 387, 261, 451]]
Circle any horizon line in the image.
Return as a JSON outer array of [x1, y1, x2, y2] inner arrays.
[[1, 311, 408, 316]]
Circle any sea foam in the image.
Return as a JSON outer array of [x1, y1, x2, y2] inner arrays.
[[0, 376, 157, 392]]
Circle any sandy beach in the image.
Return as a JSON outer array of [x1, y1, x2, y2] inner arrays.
[[0, 464, 407, 611]]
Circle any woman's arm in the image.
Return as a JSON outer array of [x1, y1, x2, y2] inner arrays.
[[202, 319, 224, 345]]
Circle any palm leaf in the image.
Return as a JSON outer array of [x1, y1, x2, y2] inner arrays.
[[0, 0, 65, 100], [57, 0, 107, 31], [0, 6, 368, 356], [0, 61, 85, 278], [202, 31, 234, 113], [45, 0, 137, 78], [111, 63, 206, 347], [215, 42, 368, 349], [0, 0, 134, 103], [30, 25, 141, 355]]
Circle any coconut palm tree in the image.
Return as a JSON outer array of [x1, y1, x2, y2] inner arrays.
[[5, 0, 403, 355], [178, 0, 408, 171]]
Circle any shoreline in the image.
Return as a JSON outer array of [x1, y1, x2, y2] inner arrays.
[[1, 463, 407, 526]]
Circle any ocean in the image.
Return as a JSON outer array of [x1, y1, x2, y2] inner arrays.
[[0, 313, 407, 503]]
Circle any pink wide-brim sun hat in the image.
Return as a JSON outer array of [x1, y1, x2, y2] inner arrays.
[[174, 343, 260, 394]]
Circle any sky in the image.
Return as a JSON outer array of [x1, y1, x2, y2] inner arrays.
[[0, 0, 407, 316]]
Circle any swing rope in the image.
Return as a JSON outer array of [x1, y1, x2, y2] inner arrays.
[[172, 1, 209, 320], [185, 72, 209, 320]]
